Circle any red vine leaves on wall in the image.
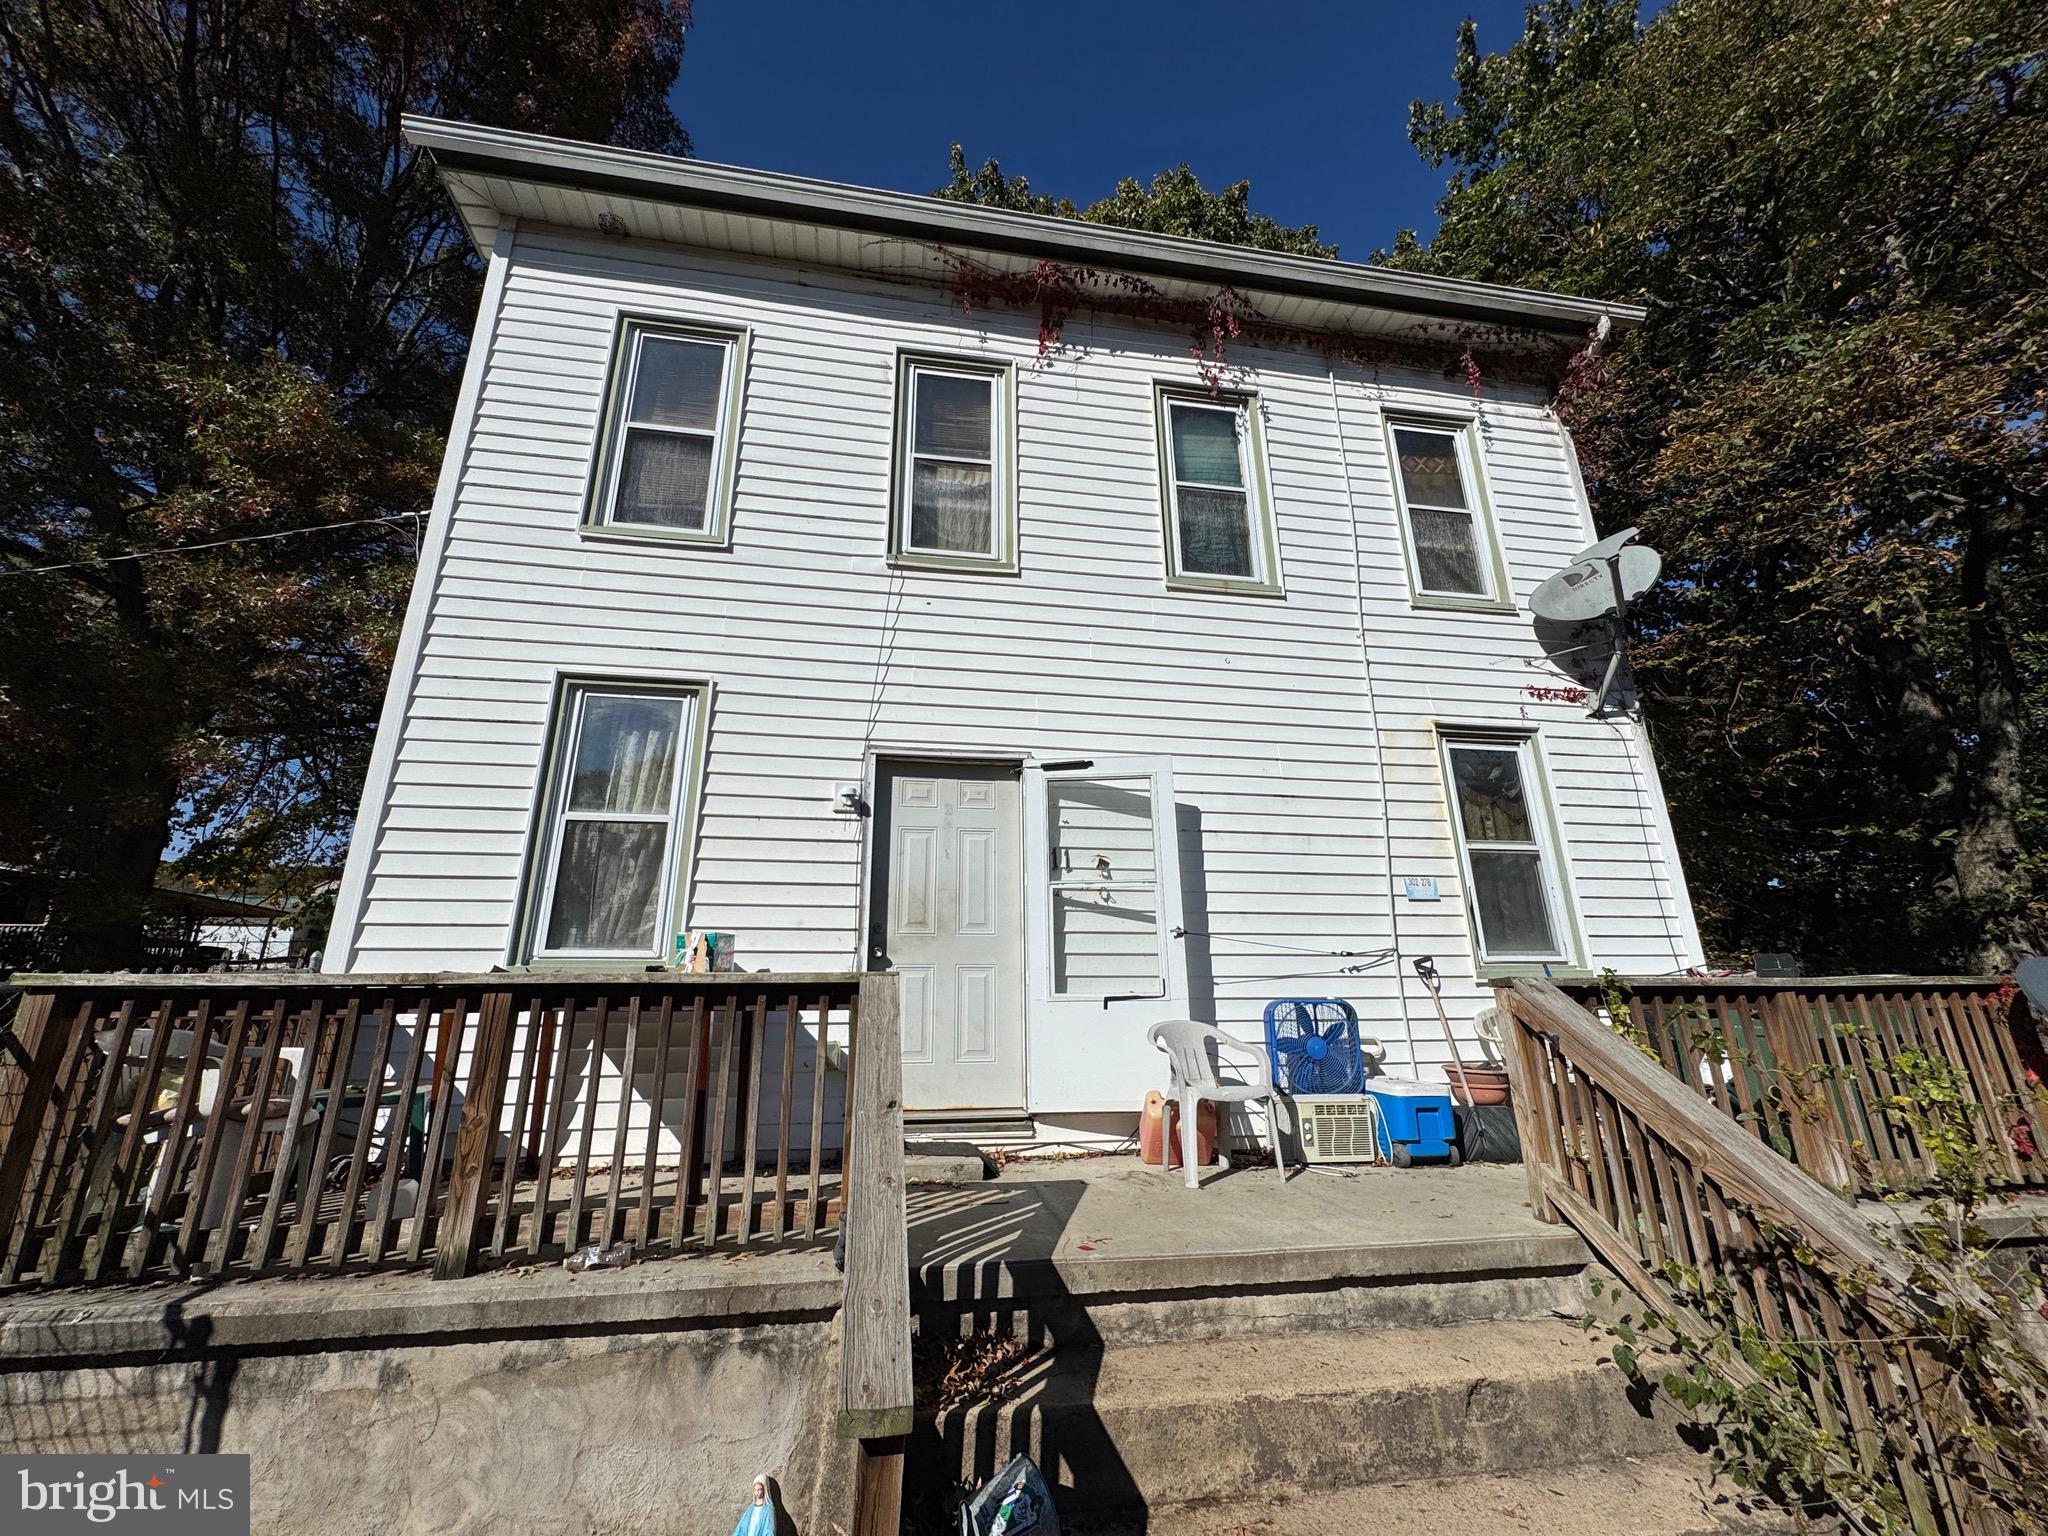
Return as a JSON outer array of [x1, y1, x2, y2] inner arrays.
[[928, 246, 1595, 400]]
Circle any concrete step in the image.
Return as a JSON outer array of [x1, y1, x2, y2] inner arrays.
[[921, 1261, 1598, 1348], [908, 1161, 1597, 1348], [917, 1318, 1692, 1518], [1062, 1454, 1789, 1536]]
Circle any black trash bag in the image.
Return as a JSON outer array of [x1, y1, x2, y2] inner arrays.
[[1454, 1102, 1522, 1164], [961, 1455, 1057, 1536]]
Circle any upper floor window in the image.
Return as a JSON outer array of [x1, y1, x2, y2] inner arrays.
[[1156, 389, 1281, 594], [892, 357, 1013, 568], [587, 318, 744, 542], [1387, 419, 1504, 605]]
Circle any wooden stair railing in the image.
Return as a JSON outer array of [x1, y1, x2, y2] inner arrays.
[[835, 971, 912, 1536], [1500, 977, 2040, 1536]]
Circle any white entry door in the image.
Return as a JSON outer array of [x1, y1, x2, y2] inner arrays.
[[872, 761, 1026, 1111], [1022, 757, 1191, 1113]]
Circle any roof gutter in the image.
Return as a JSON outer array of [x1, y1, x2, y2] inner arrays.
[[402, 116, 1645, 341]]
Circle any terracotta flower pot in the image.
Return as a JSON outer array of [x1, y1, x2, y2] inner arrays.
[[1449, 1063, 1511, 1106]]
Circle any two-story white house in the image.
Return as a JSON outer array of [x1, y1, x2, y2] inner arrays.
[[327, 118, 1703, 1144]]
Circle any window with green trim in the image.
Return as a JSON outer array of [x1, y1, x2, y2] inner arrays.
[[527, 682, 699, 961], [1387, 420, 1498, 601], [589, 320, 741, 538], [892, 359, 1010, 566], [1441, 736, 1576, 966], [1158, 393, 1277, 589]]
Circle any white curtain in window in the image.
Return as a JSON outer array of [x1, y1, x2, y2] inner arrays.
[[544, 693, 688, 953], [1176, 487, 1254, 576], [546, 822, 666, 951], [617, 431, 713, 528], [1410, 507, 1485, 594], [1396, 427, 1486, 595], [910, 461, 993, 553]]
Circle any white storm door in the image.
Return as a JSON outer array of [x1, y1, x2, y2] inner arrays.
[[1022, 757, 1191, 1113], [875, 762, 1026, 1112]]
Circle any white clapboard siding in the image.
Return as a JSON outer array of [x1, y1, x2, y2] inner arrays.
[[371, 1006, 850, 1168], [338, 223, 1701, 1102]]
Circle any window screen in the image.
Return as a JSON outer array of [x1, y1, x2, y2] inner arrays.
[[900, 363, 1003, 561], [1165, 400, 1260, 580], [1445, 741, 1567, 961], [1393, 425, 1489, 597], [599, 325, 735, 533], [533, 686, 694, 957]]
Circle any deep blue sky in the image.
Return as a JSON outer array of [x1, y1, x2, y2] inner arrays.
[[667, 3, 1550, 259]]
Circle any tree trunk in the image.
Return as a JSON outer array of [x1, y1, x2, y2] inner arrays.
[[40, 779, 179, 971], [1953, 498, 2035, 971], [30, 559, 186, 972]]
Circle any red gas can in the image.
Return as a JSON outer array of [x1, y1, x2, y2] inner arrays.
[[1139, 1091, 1218, 1168]]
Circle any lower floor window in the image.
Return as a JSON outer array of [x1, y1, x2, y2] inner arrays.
[[527, 681, 700, 960], [1442, 736, 1575, 965]]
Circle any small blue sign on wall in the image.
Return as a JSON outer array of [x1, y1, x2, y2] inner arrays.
[[1403, 876, 1440, 901]]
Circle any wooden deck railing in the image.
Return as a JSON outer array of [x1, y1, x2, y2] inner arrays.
[[1558, 977, 2043, 1198], [0, 970, 886, 1289], [1502, 977, 2038, 1535]]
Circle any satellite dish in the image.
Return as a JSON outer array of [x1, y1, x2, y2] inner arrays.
[[1577, 526, 1643, 564], [1528, 528, 1664, 717], [1531, 541, 1662, 625], [2019, 956, 2048, 1020]]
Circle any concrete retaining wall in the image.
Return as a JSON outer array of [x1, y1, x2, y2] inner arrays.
[[0, 1260, 854, 1535]]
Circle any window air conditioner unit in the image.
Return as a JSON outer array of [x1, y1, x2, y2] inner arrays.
[[1280, 1095, 1384, 1166]]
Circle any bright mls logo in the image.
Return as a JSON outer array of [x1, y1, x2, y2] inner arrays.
[[4, 1456, 249, 1535]]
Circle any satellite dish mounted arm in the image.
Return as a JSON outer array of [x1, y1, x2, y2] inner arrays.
[[1588, 555, 1631, 719]]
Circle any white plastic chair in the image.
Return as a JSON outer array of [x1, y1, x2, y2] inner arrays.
[[191, 1045, 320, 1228], [1147, 1020, 1290, 1189], [93, 1035, 334, 1231], [92, 1027, 232, 1211]]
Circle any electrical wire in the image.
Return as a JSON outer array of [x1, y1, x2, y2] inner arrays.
[[0, 513, 419, 580], [1170, 926, 1396, 960]]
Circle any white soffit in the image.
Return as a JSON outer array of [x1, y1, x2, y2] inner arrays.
[[408, 116, 1645, 353]]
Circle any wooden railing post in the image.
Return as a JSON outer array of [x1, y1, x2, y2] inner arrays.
[[1496, 987, 1558, 1222], [838, 971, 910, 1536], [433, 987, 517, 1280], [0, 990, 69, 1249]]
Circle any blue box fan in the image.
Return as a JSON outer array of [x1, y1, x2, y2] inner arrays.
[[1263, 999, 1369, 1095]]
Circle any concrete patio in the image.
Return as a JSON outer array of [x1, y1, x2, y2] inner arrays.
[[906, 1155, 1593, 1344]]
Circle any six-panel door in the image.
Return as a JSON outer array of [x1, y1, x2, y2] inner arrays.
[[871, 761, 1027, 1110]]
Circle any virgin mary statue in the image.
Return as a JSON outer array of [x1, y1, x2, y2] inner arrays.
[[731, 1474, 775, 1536]]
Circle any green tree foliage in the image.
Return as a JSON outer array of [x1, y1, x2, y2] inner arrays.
[[0, 0, 694, 965], [1400, 0, 2047, 971], [936, 144, 1336, 258]]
